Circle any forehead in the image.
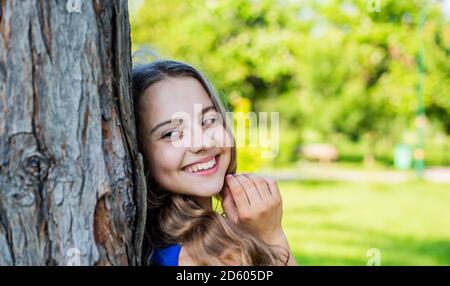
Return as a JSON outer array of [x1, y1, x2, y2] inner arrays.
[[140, 77, 214, 124]]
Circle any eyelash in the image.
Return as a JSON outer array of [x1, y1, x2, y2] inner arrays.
[[162, 130, 182, 140], [202, 116, 218, 126], [204, 111, 223, 125]]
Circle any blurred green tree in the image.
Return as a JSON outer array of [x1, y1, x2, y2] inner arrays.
[[130, 0, 450, 166]]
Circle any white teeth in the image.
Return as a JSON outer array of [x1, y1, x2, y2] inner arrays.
[[185, 157, 217, 173]]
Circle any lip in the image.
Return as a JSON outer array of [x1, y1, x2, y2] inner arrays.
[[182, 155, 221, 177], [182, 154, 219, 169]]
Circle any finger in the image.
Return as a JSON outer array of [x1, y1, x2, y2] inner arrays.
[[225, 174, 250, 213], [234, 174, 263, 204], [221, 186, 238, 223], [244, 173, 272, 200], [222, 185, 237, 208], [264, 176, 282, 202]]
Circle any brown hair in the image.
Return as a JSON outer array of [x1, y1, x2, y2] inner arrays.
[[132, 60, 287, 265]]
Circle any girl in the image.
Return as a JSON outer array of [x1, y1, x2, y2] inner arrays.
[[132, 60, 297, 266]]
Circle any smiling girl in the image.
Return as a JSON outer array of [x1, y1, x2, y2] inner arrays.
[[132, 60, 297, 266]]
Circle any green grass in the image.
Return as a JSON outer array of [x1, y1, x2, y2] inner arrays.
[[280, 180, 450, 265]]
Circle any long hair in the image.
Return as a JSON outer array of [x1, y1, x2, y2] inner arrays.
[[132, 60, 287, 265]]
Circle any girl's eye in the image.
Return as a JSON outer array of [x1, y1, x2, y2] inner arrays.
[[203, 118, 216, 126], [162, 130, 182, 141], [202, 114, 221, 127]]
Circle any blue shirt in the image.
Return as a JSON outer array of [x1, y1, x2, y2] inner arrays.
[[151, 244, 182, 266]]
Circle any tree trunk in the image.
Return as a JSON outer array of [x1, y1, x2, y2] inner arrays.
[[0, 0, 146, 265]]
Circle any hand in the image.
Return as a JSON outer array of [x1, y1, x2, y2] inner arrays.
[[222, 173, 286, 246]]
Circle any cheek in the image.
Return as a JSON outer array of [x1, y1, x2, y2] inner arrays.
[[213, 127, 233, 169], [149, 145, 183, 175]]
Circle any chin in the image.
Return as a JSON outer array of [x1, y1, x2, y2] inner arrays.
[[189, 181, 224, 197]]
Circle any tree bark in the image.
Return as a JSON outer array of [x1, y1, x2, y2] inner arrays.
[[0, 0, 146, 265]]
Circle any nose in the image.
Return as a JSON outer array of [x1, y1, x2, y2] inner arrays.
[[189, 129, 216, 154]]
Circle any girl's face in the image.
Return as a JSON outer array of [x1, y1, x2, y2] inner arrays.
[[138, 77, 232, 199]]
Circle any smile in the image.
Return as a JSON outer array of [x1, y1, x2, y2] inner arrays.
[[183, 155, 220, 176]]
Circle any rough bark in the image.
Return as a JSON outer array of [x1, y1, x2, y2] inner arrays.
[[0, 0, 146, 265]]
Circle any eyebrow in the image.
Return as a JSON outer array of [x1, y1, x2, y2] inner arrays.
[[149, 105, 217, 135]]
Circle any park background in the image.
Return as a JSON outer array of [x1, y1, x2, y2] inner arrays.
[[129, 0, 450, 265]]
